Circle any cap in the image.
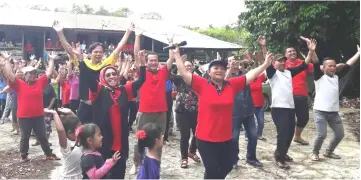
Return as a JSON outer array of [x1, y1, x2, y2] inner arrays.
[[208, 60, 227, 70], [22, 66, 36, 74], [274, 54, 287, 61]]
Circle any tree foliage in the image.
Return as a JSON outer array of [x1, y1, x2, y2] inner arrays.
[[183, 25, 250, 50], [140, 12, 163, 20], [239, 1, 360, 60], [29, 5, 50, 11]]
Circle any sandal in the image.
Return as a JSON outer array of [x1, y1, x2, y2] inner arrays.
[[285, 154, 293, 162], [311, 154, 320, 161], [188, 153, 201, 163], [293, 138, 309, 145], [276, 161, 290, 169], [181, 159, 188, 168]]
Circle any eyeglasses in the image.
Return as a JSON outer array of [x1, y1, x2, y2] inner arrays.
[[105, 72, 117, 78]]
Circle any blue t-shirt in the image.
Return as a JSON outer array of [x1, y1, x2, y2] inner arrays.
[[0, 77, 7, 99], [165, 80, 173, 93], [137, 155, 160, 179]]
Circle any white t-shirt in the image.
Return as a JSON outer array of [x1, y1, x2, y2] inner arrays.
[[269, 70, 295, 109], [58, 140, 83, 180], [313, 74, 339, 112]]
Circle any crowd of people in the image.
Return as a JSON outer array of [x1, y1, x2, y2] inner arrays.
[[0, 20, 359, 179]]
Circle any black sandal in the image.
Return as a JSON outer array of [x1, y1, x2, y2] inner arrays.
[[285, 154, 293, 162], [276, 161, 290, 169]]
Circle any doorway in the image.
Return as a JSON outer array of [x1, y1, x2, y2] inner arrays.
[[24, 30, 44, 60]]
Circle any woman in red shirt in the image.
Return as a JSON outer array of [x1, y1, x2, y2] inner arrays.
[[249, 73, 267, 140], [173, 45, 272, 179]]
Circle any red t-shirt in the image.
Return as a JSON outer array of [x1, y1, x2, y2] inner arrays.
[[60, 80, 71, 105], [191, 74, 246, 142], [286, 59, 313, 96], [126, 80, 136, 101], [11, 74, 48, 118], [45, 42, 52, 49], [250, 74, 266, 107], [25, 43, 32, 52], [138, 66, 168, 112]]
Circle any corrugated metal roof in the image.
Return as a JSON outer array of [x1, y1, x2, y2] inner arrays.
[[0, 8, 242, 50]]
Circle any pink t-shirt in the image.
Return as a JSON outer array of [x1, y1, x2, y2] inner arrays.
[[69, 75, 79, 100]]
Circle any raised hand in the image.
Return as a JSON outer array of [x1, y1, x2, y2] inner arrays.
[[128, 23, 135, 32], [0, 51, 11, 59], [264, 52, 274, 66], [57, 108, 72, 114], [135, 28, 144, 36], [30, 54, 36, 60], [111, 151, 121, 164], [52, 20, 64, 32], [48, 51, 57, 60], [307, 39, 317, 51], [138, 50, 146, 66], [44, 108, 56, 114], [181, 54, 187, 62], [257, 35, 266, 46], [300, 36, 311, 44]]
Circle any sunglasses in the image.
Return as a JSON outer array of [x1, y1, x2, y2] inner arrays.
[[105, 72, 118, 78]]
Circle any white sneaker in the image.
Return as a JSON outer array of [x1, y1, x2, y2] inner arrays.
[[129, 164, 138, 175]]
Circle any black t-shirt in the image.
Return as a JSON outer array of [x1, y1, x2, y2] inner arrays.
[[43, 83, 56, 108], [81, 153, 110, 179]]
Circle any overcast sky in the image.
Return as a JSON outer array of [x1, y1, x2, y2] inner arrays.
[[1, 0, 246, 28]]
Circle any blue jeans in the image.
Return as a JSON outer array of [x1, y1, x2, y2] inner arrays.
[[232, 115, 258, 164], [245, 107, 265, 137]]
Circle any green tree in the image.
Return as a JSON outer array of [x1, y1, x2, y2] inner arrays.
[[239, 1, 360, 59], [95, 6, 110, 16], [54, 7, 67, 12], [112, 7, 132, 17], [29, 5, 50, 11], [140, 12, 163, 20], [70, 4, 84, 14], [83, 5, 94, 14]]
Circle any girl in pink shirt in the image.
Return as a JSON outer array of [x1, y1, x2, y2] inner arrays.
[[67, 61, 80, 113]]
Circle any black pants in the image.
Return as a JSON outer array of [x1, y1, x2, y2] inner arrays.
[[19, 116, 52, 158], [294, 95, 309, 128], [0, 99, 6, 118], [177, 111, 198, 159], [11, 102, 17, 123], [197, 139, 233, 179], [164, 92, 173, 141], [77, 101, 93, 124], [69, 99, 80, 114], [102, 150, 126, 179], [271, 108, 295, 162], [128, 101, 138, 128]]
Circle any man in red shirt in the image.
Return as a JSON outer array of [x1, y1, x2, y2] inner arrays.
[[284, 36, 319, 145], [130, 30, 175, 174], [0, 51, 59, 162]]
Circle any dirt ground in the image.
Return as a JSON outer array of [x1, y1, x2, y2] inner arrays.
[[0, 108, 359, 179]]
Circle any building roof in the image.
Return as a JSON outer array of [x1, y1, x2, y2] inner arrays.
[[0, 8, 243, 50]]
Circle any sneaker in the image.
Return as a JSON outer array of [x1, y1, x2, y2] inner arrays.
[[21, 156, 30, 163], [311, 154, 320, 161], [246, 159, 263, 167], [276, 161, 290, 169], [285, 154, 293, 162], [129, 164, 138, 175], [323, 152, 341, 159], [45, 154, 60, 160]]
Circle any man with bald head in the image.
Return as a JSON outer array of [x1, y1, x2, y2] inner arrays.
[[311, 45, 360, 161]]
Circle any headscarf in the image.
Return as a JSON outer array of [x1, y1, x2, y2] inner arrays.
[[99, 65, 120, 90]]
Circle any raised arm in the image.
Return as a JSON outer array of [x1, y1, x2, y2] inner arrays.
[[133, 29, 143, 69], [129, 50, 146, 95], [257, 35, 268, 58], [288, 39, 315, 77], [112, 23, 135, 60], [245, 52, 272, 85], [67, 59, 73, 77], [53, 21, 74, 58], [166, 45, 175, 71], [173, 47, 192, 86], [336, 45, 360, 78], [300, 36, 319, 64], [121, 55, 131, 80], [46, 52, 57, 79], [0, 52, 16, 83]]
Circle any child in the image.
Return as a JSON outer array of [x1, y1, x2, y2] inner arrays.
[[44, 108, 82, 179], [137, 123, 163, 179], [77, 123, 120, 179]]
